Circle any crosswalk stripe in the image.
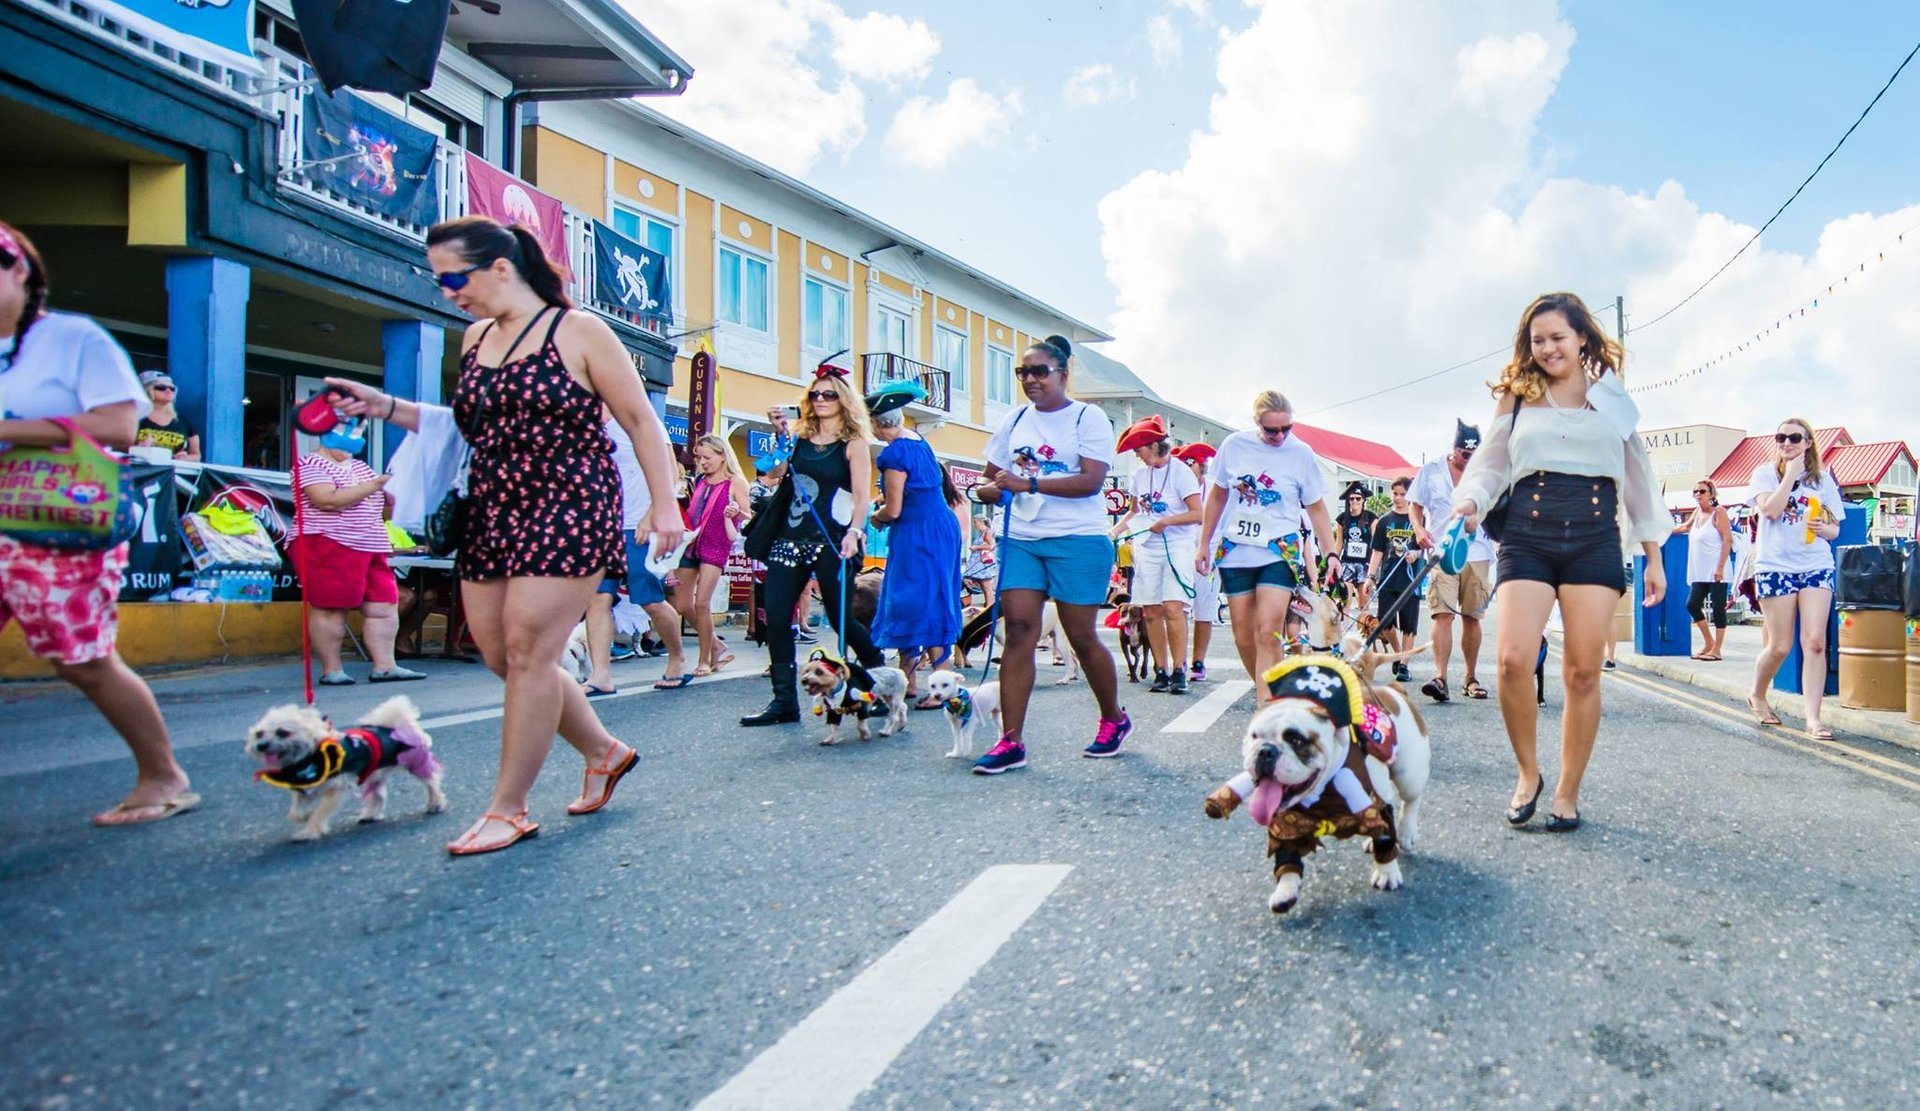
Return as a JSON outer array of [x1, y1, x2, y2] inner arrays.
[[419, 667, 760, 730], [1162, 680, 1254, 733]]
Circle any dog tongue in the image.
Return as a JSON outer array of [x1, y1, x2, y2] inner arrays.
[[1247, 780, 1288, 826]]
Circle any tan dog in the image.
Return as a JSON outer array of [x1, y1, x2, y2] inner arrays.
[[798, 653, 910, 745], [246, 696, 446, 841]]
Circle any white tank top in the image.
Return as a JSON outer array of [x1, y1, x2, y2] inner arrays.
[[1686, 510, 1726, 584]]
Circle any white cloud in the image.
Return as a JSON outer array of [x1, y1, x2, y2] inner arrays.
[[1168, 0, 1211, 19], [1097, 0, 1920, 457], [885, 79, 1021, 169], [1064, 63, 1137, 107], [829, 11, 941, 86], [1146, 15, 1181, 66]]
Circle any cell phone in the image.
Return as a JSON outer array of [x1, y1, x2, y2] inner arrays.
[[779, 405, 801, 419]]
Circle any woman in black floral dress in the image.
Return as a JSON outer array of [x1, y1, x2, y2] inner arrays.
[[327, 215, 682, 855]]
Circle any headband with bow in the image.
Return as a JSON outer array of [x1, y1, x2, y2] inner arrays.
[[813, 350, 851, 381]]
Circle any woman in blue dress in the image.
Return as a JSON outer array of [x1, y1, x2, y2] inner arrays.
[[867, 381, 962, 708]]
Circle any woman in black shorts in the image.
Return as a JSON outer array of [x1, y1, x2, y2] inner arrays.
[[1452, 293, 1668, 833]]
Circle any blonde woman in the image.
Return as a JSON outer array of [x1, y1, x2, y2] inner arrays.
[[1746, 417, 1844, 739], [739, 366, 880, 726], [674, 433, 750, 676], [1453, 292, 1668, 833]]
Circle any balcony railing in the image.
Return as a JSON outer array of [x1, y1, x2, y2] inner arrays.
[[862, 354, 951, 414]]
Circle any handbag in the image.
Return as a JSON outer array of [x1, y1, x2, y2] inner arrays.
[[741, 473, 792, 563], [424, 457, 470, 557], [1478, 400, 1525, 543], [0, 417, 137, 551]]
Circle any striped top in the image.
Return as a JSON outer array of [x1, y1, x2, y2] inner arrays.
[[294, 453, 392, 553]]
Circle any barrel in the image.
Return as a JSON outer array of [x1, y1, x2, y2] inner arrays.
[[1836, 610, 1904, 711], [1907, 624, 1920, 726]]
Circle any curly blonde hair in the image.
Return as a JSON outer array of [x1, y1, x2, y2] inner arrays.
[[1490, 292, 1624, 401]]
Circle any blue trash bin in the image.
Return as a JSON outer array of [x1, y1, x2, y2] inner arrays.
[[1772, 504, 1868, 696], [1633, 533, 1693, 656]]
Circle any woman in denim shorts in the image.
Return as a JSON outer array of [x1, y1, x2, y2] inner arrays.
[[1745, 417, 1844, 740], [1453, 293, 1669, 834]]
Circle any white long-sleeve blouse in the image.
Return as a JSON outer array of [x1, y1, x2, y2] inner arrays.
[[1452, 391, 1669, 547]]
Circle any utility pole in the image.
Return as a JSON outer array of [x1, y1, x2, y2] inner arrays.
[[1615, 295, 1626, 348]]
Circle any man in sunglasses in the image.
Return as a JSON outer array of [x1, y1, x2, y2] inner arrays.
[[1408, 419, 1494, 701]]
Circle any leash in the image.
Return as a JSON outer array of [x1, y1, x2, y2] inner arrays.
[[791, 481, 852, 661], [288, 423, 314, 706], [978, 492, 1014, 685]]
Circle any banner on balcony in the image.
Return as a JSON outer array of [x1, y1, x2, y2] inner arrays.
[[590, 222, 671, 325], [291, 0, 449, 94], [300, 90, 441, 226], [464, 155, 570, 278], [100, 0, 257, 71]]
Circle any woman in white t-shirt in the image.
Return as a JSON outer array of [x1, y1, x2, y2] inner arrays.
[[1112, 415, 1203, 694], [0, 220, 195, 826], [1195, 390, 1339, 702], [968, 335, 1129, 774], [1746, 416, 1845, 740]]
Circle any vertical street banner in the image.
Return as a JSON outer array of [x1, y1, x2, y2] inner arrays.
[[465, 155, 570, 277], [301, 90, 441, 226], [292, 0, 450, 94], [686, 338, 717, 464], [590, 221, 671, 326], [97, 0, 258, 72]]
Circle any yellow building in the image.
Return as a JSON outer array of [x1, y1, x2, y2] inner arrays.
[[1638, 424, 1749, 489]]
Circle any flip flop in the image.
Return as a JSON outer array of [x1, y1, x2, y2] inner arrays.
[[913, 694, 944, 711], [1699, 654, 1722, 662], [692, 664, 714, 677], [653, 674, 694, 690], [1748, 698, 1783, 726], [583, 684, 617, 698], [566, 742, 639, 816], [92, 791, 201, 828], [447, 811, 539, 856], [710, 654, 735, 672], [1807, 723, 1836, 741]]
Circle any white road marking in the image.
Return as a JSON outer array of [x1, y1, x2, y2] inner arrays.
[[694, 864, 1073, 1111], [419, 667, 759, 729], [1162, 679, 1254, 733]]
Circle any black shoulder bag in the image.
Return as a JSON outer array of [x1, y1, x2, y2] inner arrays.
[[1477, 400, 1525, 543]]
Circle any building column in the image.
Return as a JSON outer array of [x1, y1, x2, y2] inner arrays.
[[380, 320, 447, 469], [165, 256, 250, 467]]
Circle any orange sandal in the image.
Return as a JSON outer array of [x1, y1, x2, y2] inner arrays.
[[447, 811, 539, 856], [566, 741, 638, 815]]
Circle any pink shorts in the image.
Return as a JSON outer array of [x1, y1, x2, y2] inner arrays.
[[0, 536, 127, 666], [295, 534, 399, 610]]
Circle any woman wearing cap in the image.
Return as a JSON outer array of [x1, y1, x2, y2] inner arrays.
[[1196, 390, 1339, 703], [0, 219, 196, 826], [969, 335, 1129, 773], [1172, 442, 1219, 680], [1672, 477, 1735, 662], [133, 372, 200, 461], [1453, 292, 1667, 833], [867, 380, 962, 707], [1114, 416, 1203, 693], [738, 362, 881, 727]]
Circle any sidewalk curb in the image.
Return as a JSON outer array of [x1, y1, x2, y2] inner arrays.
[[1612, 650, 1918, 754]]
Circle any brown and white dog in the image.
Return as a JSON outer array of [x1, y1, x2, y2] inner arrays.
[[798, 651, 910, 745], [1113, 603, 1150, 683], [246, 696, 446, 841]]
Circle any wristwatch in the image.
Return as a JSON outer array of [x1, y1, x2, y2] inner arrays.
[[1027, 475, 1040, 495]]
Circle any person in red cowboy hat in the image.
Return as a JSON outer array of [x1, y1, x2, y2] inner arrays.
[[1172, 442, 1220, 680], [1112, 416, 1204, 694]]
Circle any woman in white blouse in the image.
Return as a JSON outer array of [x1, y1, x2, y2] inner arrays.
[[1453, 293, 1668, 833]]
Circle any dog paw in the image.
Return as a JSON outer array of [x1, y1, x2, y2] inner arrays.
[[1370, 861, 1404, 892], [1268, 874, 1302, 914]]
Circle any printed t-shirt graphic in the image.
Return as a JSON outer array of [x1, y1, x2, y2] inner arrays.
[[984, 402, 1116, 540], [1371, 510, 1417, 589], [1207, 430, 1326, 569], [1128, 459, 1202, 545], [1748, 463, 1845, 575]]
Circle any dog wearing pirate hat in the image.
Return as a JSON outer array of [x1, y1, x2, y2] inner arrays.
[[797, 647, 911, 745]]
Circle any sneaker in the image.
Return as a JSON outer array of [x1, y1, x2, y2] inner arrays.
[[1150, 669, 1170, 693], [793, 625, 818, 645], [1169, 668, 1189, 695], [317, 670, 354, 686], [1190, 662, 1207, 683], [1603, 660, 1617, 671], [1083, 711, 1132, 758], [972, 737, 1028, 775], [1393, 661, 1413, 684], [610, 643, 639, 662]]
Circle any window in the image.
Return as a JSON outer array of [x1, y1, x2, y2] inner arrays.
[[803, 278, 850, 352], [612, 206, 675, 261], [718, 245, 770, 332], [876, 306, 912, 356], [986, 346, 1014, 405], [936, 327, 968, 394]]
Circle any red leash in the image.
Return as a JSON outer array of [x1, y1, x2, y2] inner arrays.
[[288, 422, 313, 706]]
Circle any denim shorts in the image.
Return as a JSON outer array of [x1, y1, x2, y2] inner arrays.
[[1219, 559, 1299, 597], [1000, 535, 1115, 607], [596, 530, 669, 606], [1494, 472, 1625, 593], [1755, 567, 1835, 599]]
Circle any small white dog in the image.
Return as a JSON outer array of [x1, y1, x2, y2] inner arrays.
[[923, 669, 1003, 759], [246, 696, 447, 841], [562, 621, 593, 683], [797, 652, 910, 745]]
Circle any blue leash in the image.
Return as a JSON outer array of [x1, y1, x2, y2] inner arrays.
[[791, 484, 851, 662]]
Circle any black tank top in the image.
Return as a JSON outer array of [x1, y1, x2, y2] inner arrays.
[[783, 438, 853, 543]]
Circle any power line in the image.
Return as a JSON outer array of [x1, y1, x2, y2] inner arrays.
[[1303, 345, 1507, 417]]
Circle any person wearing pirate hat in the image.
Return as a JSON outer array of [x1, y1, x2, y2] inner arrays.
[[1407, 418, 1494, 703], [865, 379, 961, 707], [1113, 416, 1204, 694], [1333, 480, 1377, 601]]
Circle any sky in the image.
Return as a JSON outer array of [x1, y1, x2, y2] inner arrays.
[[627, 0, 1920, 460]]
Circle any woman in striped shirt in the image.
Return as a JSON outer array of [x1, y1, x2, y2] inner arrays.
[[293, 436, 424, 686]]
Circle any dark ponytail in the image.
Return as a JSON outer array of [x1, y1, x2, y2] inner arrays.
[[0, 219, 50, 355], [1029, 333, 1073, 370], [426, 215, 572, 309]]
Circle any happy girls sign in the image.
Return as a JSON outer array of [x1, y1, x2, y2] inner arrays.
[[0, 431, 135, 550]]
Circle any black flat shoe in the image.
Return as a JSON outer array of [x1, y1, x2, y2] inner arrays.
[[1506, 775, 1544, 826], [1544, 811, 1582, 833]]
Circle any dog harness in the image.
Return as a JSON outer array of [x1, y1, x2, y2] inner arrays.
[[255, 726, 417, 791], [943, 688, 974, 728], [814, 679, 877, 720]]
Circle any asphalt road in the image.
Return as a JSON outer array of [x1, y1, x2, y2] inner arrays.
[[2, 633, 1916, 1109]]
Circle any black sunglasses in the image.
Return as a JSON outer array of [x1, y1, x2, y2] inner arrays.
[[150, 384, 176, 392], [1775, 433, 1806, 445], [435, 263, 486, 291], [1013, 364, 1058, 379], [1693, 488, 1712, 495], [1257, 422, 1292, 440], [807, 390, 841, 402]]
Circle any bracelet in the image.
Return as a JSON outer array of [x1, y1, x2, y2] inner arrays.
[[382, 394, 397, 419]]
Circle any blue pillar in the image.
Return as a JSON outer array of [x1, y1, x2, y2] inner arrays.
[[1634, 533, 1693, 656], [165, 256, 250, 467], [380, 320, 446, 469]]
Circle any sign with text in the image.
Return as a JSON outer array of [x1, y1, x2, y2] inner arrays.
[[948, 465, 984, 490], [747, 430, 778, 459], [104, 0, 257, 68]]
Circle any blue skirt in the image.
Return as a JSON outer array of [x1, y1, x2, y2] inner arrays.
[[872, 493, 962, 652]]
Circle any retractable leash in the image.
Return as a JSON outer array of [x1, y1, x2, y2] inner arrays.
[[1358, 515, 1469, 655]]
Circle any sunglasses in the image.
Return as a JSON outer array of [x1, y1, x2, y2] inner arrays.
[[1693, 488, 1711, 495], [1257, 422, 1292, 441], [1013, 364, 1057, 380], [150, 384, 176, 393], [807, 390, 841, 402], [435, 263, 486, 291], [1775, 433, 1806, 445]]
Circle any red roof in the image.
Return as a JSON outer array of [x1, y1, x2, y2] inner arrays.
[[1826, 441, 1912, 487], [1291, 422, 1416, 481], [1709, 426, 1857, 488]]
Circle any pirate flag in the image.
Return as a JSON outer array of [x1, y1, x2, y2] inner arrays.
[[292, 0, 452, 95]]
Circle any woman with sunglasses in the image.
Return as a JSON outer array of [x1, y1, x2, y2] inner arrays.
[[134, 371, 200, 461], [1672, 478, 1735, 661], [968, 335, 1129, 773], [0, 220, 197, 827], [738, 365, 882, 727], [325, 215, 683, 855], [1746, 417, 1844, 739], [1196, 390, 1338, 703]]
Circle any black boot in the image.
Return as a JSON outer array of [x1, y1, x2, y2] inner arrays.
[[740, 663, 800, 727]]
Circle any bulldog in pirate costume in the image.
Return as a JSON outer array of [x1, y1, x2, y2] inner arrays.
[[1206, 655, 1431, 913], [246, 696, 446, 841], [797, 648, 911, 745]]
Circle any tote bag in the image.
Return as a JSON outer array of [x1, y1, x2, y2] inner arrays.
[[0, 417, 137, 551]]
